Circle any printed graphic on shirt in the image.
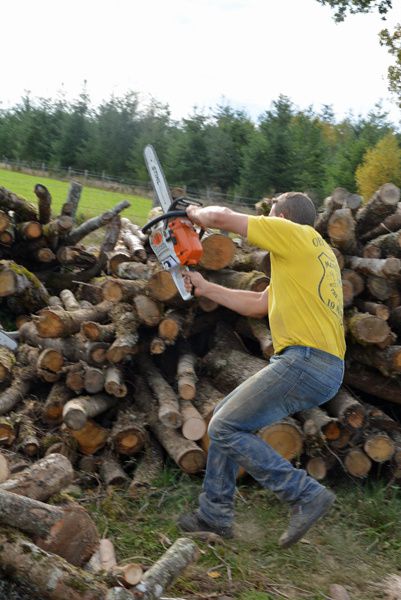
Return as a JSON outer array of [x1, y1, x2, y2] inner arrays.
[[317, 251, 343, 323]]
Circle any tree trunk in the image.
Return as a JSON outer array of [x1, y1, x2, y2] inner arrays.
[[84, 365, 105, 394], [120, 221, 147, 263], [229, 249, 271, 277], [17, 415, 40, 457], [363, 230, 401, 259], [0, 365, 36, 415], [106, 303, 139, 362], [258, 417, 304, 461], [132, 537, 199, 600], [0, 453, 74, 501], [353, 300, 389, 320], [0, 527, 108, 599], [81, 321, 116, 342], [344, 362, 401, 404], [355, 183, 400, 236], [158, 309, 188, 344], [128, 436, 164, 498], [35, 300, 112, 337], [101, 277, 148, 303], [110, 407, 148, 455], [205, 268, 269, 292], [0, 346, 15, 382], [16, 220, 43, 240], [60, 288, 80, 310], [64, 181, 82, 222], [147, 269, 180, 302], [63, 200, 130, 246], [104, 366, 127, 398], [199, 232, 235, 270], [345, 311, 391, 345], [68, 420, 109, 455], [235, 317, 274, 359], [0, 186, 38, 221], [324, 388, 366, 429], [140, 354, 182, 428], [366, 275, 397, 301], [363, 432, 395, 462], [33, 183, 52, 225], [359, 207, 401, 242], [347, 343, 401, 377], [180, 400, 207, 441], [63, 395, 117, 431], [177, 347, 197, 400], [202, 337, 267, 394], [0, 260, 50, 311], [135, 376, 205, 473], [99, 454, 129, 487], [297, 407, 342, 441], [346, 255, 401, 278], [343, 447, 372, 477], [327, 208, 358, 254], [133, 294, 163, 327]]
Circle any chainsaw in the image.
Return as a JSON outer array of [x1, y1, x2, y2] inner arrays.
[[142, 144, 203, 300]]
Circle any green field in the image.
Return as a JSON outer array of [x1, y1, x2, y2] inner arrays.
[[0, 168, 152, 226]]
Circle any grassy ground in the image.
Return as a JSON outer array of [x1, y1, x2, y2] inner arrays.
[[78, 464, 401, 600], [0, 168, 152, 226]]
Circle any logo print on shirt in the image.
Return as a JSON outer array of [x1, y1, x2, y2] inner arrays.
[[317, 251, 343, 322]]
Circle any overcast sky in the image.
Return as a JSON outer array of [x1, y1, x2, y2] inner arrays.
[[2, 0, 401, 126]]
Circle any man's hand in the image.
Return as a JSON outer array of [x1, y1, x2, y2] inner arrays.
[[184, 271, 210, 297], [186, 205, 215, 228], [186, 205, 248, 237]]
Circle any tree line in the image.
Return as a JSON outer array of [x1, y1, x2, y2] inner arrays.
[[0, 91, 400, 205]]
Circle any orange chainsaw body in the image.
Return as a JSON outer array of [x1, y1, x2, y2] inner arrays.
[[168, 218, 203, 266]]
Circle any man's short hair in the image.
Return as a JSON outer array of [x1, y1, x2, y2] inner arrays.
[[273, 192, 316, 226]]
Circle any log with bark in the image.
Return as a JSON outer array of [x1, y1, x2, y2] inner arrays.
[[132, 537, 199, 600]]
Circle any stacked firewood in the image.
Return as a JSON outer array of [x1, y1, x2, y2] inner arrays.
[[0, 180, 400, 506], [0, 181, 131, 317]]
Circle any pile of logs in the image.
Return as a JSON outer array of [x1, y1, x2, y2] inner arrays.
[[0, 180, 401, 594], [0, 181, 132, 315]]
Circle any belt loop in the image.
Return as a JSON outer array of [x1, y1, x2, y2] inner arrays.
[[305, 347, 311, 360]]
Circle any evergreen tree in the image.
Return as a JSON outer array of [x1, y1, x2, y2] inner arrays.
[[51, 85, 91, 169], [165, 112, 210, 191], [290, 108, 328, 202], [258, 95, 296, 193], [127, 99, 173, 181], [239, 130, 273, 198], [80, 92, 139, 178]]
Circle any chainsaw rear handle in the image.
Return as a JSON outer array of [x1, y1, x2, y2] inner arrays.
[[142, 210, 188, 234]]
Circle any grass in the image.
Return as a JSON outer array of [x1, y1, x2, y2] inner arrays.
[[0, 168, 152, 226], [79, 464, 401, 600]]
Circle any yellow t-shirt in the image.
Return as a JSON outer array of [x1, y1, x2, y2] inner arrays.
[[247, 216, 345, 359]]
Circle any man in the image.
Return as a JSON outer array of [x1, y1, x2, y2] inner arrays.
[[178, 192, 345, 548]]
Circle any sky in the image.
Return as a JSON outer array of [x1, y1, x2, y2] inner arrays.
[[2, 0, 401, 126]]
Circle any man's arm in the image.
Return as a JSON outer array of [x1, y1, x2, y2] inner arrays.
[[186, 272, 269, 318], [186, 205, 248, 237]]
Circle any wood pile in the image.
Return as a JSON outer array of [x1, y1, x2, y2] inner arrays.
[[0, 179, 400, 568]]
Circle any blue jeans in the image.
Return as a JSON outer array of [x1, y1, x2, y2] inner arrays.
[[198, 346, 344, 528]]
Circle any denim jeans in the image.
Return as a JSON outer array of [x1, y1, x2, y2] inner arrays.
[[198, 345, 344, 529]]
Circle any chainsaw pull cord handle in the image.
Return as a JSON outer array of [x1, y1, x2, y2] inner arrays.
[[141, 210, 188, 234]]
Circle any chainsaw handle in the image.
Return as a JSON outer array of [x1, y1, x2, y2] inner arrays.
[[142, 210, 188, 234]]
